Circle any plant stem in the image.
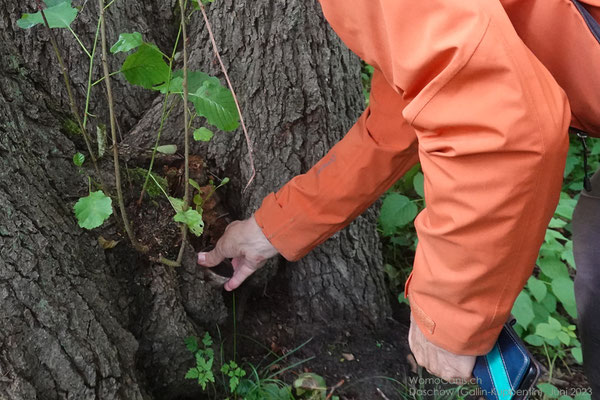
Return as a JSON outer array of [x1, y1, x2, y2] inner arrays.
[[91, 70, 121, 87], [82, 17, 102, 130], [138, 23, 183, 204], [34, 0, 104, 189], [199, 3, 256, 192], [67, 26, 92, 58], [99, 0, 145, 252], [176, 0, 191, 265], [233, 292, 237, 364]]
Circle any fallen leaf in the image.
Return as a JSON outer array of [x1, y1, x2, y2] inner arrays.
[[341, 353, 355, 361], [98, 236, 119, 249]]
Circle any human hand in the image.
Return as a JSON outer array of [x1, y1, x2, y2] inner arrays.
[[408, 314, 476, 383], [197, 215, 279, 291]]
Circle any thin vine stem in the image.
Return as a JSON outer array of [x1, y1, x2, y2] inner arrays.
[[82, 17, 102, 129], [199, 3, 256, 192], [99, 0, 145, 252], [67, 26, 92, 58], [138, 23, 183, 204], [34, 0, 104, 190], [91, 70, 121, 87], [175, 0, 191, 265]]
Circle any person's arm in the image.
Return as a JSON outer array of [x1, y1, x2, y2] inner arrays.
[[254, 69, 419, 260], [256, 0, 570, 356]]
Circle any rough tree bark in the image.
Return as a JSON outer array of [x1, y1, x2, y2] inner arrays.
[[0, 0, 393, 399]]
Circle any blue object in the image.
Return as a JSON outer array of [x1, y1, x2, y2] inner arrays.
[[473, 321, 539, 400]]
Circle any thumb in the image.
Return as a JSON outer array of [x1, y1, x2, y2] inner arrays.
[[197, 247, 225, 267], [224, 261, 257, 291]]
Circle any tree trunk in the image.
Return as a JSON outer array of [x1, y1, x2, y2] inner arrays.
[[0, 0, 391, 398]]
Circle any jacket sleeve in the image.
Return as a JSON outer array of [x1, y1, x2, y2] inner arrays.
[[256, 0, 570, 355], [254, 69, 420, 260]]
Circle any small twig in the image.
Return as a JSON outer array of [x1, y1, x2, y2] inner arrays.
[[325, 380, 345, 400], [34, 0, 104, 190], [199, 3, 256, 192], [99, 0, 146, 253], [175, 0, 190, 265]]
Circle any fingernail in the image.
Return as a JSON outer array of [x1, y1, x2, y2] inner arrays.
[[197, 253, 206, 264]]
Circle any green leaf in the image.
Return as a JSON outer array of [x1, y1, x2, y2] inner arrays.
[[574, 393, 591, 400], [168, 197, 184, 213], [73, 152, 85, 166], [571, 347, 583, 364], [555, 195, 577, 219], [413, 172, 425, 198], [552, 277, 577, 319], [512, 292, 535, 329], [17, 1, 78, 29], [110, 32, 143, 53], [189, 178, 202, 192], [548, 217, 567, 229], [557, 331, 571, 346], [185, 368, 199, 379], [191, 78, 240, 131], [527, 276, 547, 302], [174, 209, 204, 236], [121, 43, 170, 89], [202, 332, 213, 347], [73, 191, 113, 229], [193, 127, 214, 142], [538, 383, 560, 399], [524, 334, 544, 347], [536, 323, 560, 340], [156, 144, 177, 155], [538, 257, 570, 280], [379, 193, 418, 236], [184, 336, 199, 353]]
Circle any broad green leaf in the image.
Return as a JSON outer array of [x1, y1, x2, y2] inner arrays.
[[185, 368, 199, 379], [189, 178, 202, 192], [536, 323, 560, 340], [121, 43, 170, 89], [73, 152, 85, 166], [541, 293, 557, 313], [110, 32, 143, 53], [572, 347, 583, 364], [168, 197, 184, 213], [538, 257, 570, 280], [294, 373, 327, 396], [413, 172, 424, 198], [156, 144, 177, 154], [73, 191, 113, 229], [17, 1, 78, 29], [379, 193, 418, 236], [531, 302, 550, 326], [551, 277, 577, 318], [524, 334, 544, 347], [575, 393, 591, 400], [184, 336, 198, 353], [193, 127, 214, 142], [538, 383, 560, 399], [548, 316, 562, 330], [548, 217, 567, 229], [174, 209, 204, 236], [527, 276, 547, 302], [561, 241, 575, 269], [512, 292, 534, 329], [557, 331, 571, 346], [555, 195, 577, 219], [191, 78, 240, 132]]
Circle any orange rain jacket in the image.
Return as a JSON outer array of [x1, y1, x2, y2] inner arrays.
[[254, 0, 600, 355]]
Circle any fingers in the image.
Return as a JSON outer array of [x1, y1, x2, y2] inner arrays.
[[408, 313, 476, 383], [224, 261, 258, 291], [197, 246, 225, 267]]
